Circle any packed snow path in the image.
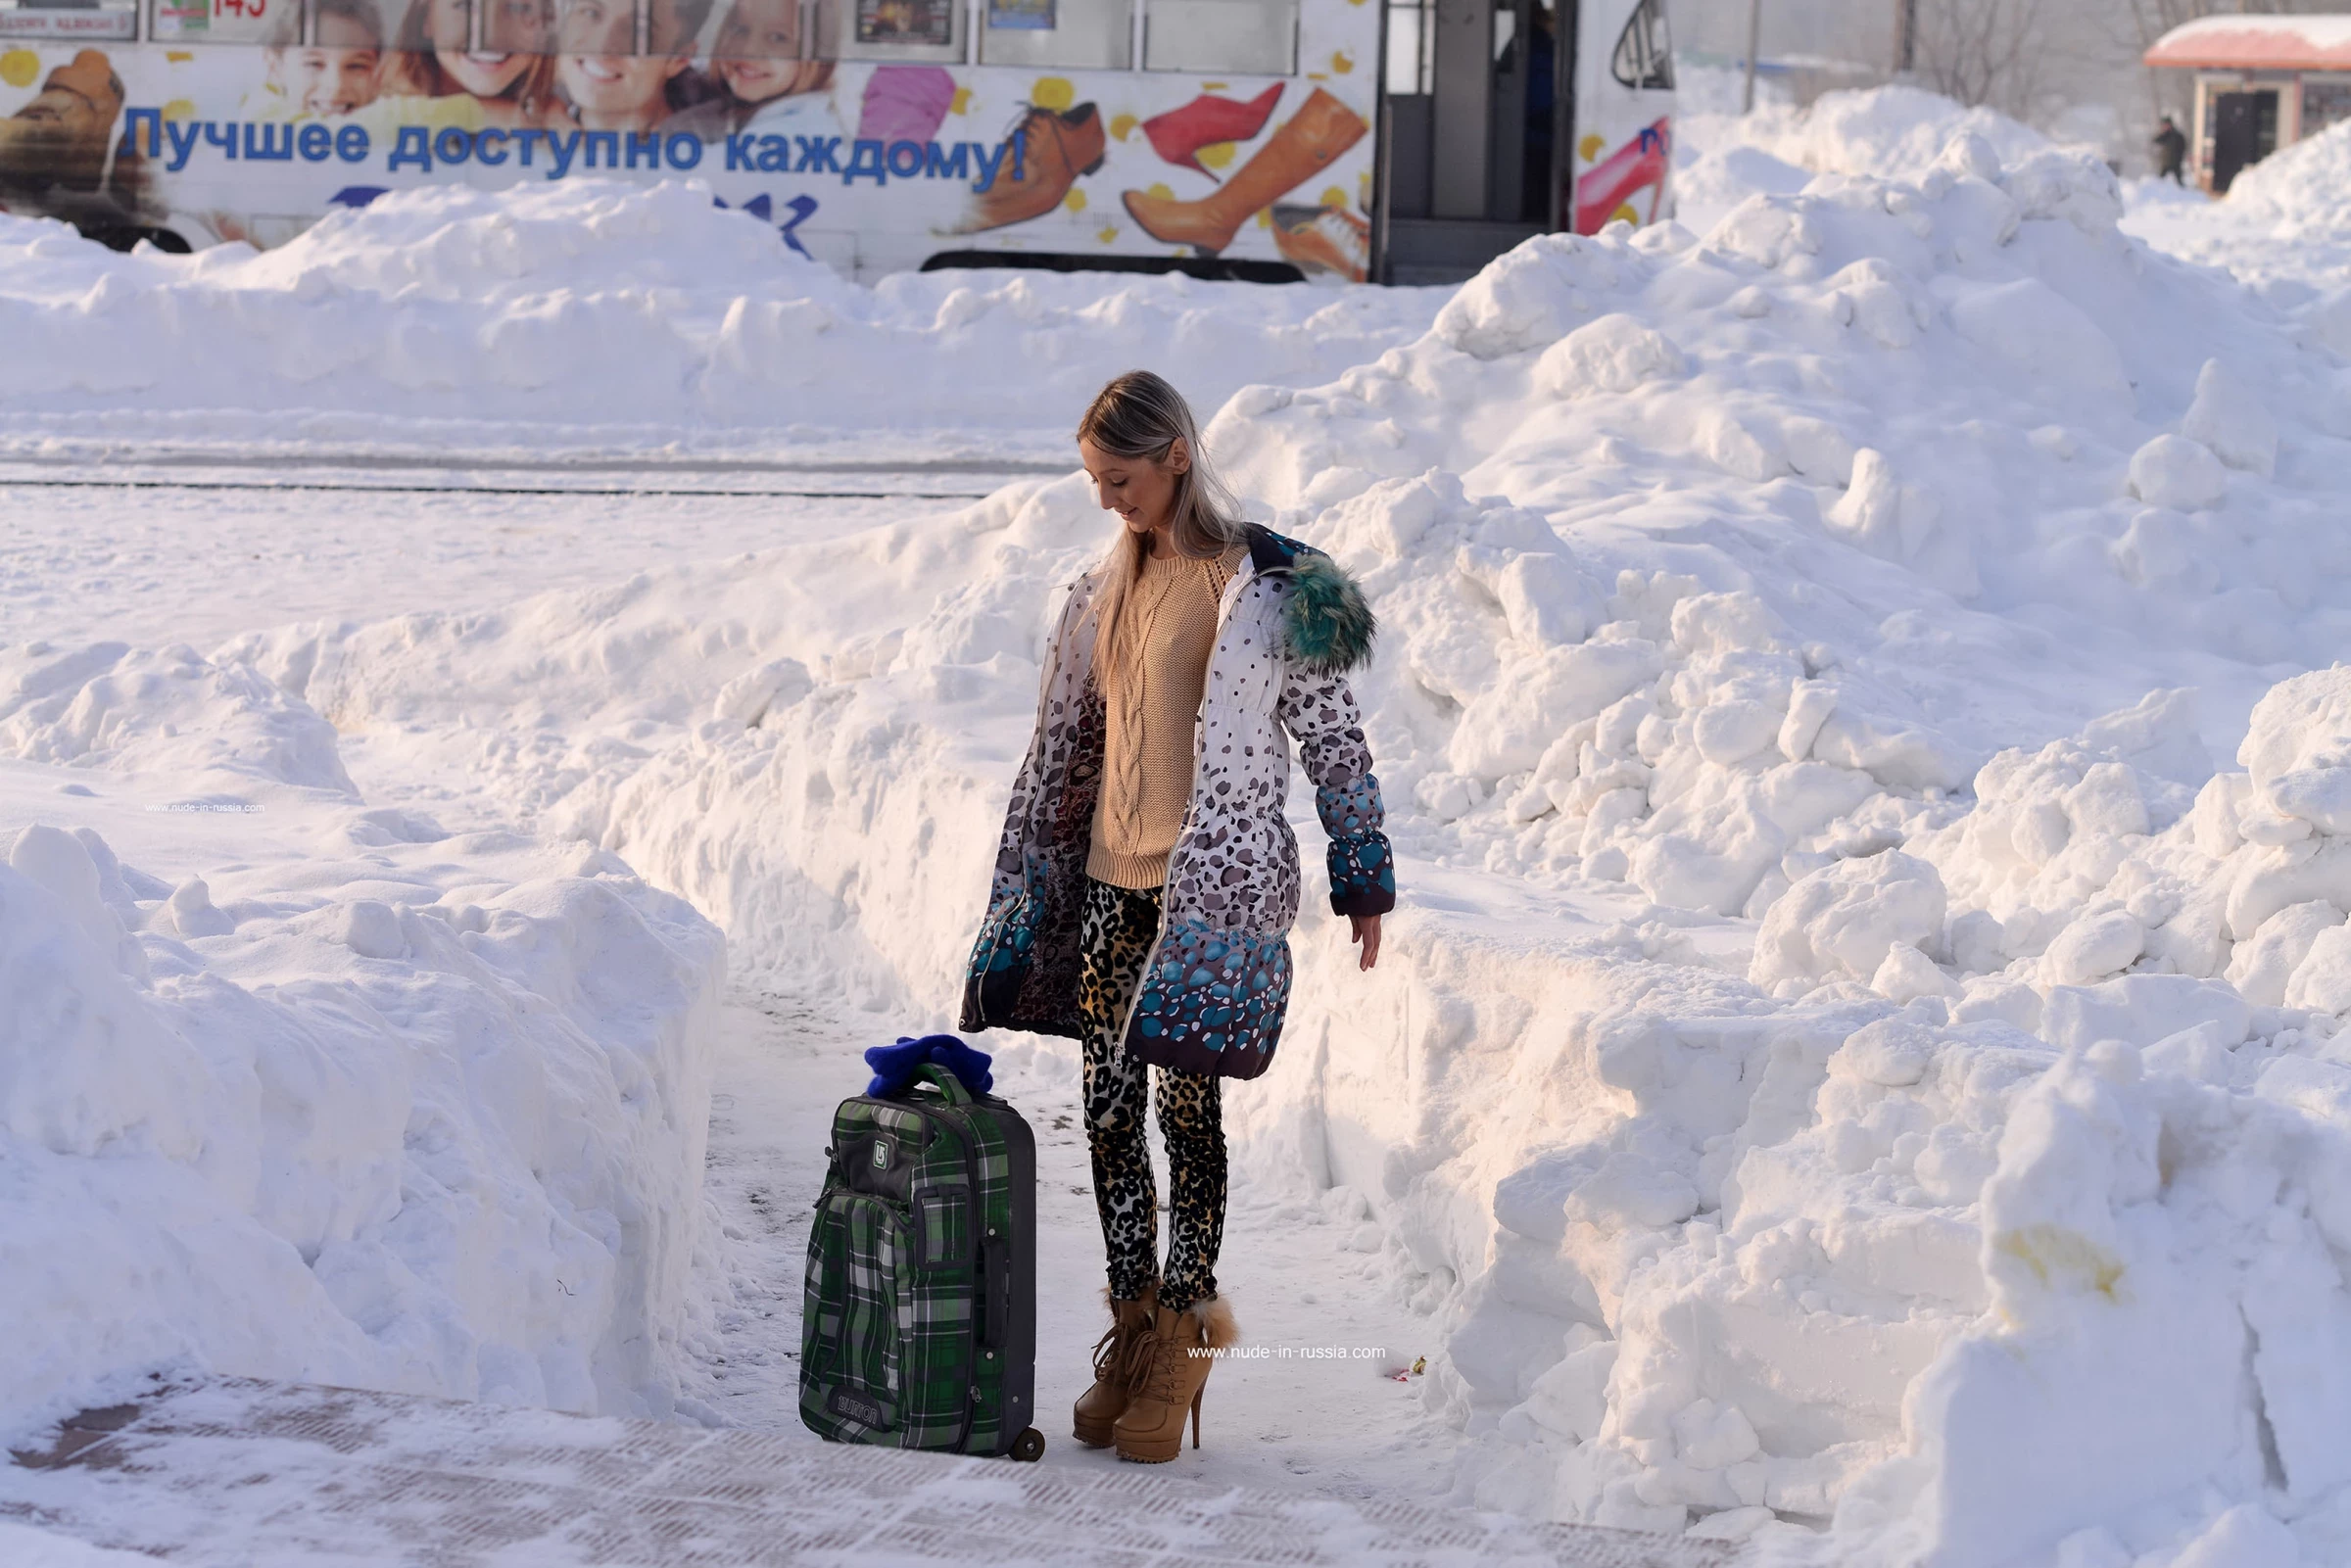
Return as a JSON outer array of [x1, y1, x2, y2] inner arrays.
[[0, 1379, 1730, 1567], [685, 986, 1463, 1501]]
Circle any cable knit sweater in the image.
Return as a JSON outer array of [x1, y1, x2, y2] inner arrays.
[[1085, 541, 1246, 890]]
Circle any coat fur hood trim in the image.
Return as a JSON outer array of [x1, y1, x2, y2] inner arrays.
[[1244, 524, 1376, 676]]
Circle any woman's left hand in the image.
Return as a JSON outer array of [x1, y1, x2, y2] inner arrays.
[[1350, 914, 1382, 972]]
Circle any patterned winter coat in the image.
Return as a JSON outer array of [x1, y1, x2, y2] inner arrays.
[[959, 524, 1396, 1080]]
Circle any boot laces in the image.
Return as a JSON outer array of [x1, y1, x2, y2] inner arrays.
[[1128, 1317, 1194, 1403], [1089, 1320, 1122, 1382], [996, 104, 1068, 174]]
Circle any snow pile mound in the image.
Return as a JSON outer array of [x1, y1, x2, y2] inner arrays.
[[0, 805, 723, 1429], [226, 480, 1099, 1008], [0, 183, 1447, 444], [1209, 126, 2349, 933], [1674, 86, 2052, 236], [0, 624, 726, 1432], [2224, 119, 2351, 235], [1751, 86, 2049, 184], [0, 640, 354, 796], [2117, 119, 2351, 328]]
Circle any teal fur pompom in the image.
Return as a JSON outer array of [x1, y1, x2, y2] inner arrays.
[[1281, 551, 1377, 675]]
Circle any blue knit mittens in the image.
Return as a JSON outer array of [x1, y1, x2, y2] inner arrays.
[[864, 1033, 994, 1099]]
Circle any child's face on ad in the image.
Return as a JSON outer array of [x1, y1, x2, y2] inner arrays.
[[286, 21, 382, 114], [712, 0, 800, 104]]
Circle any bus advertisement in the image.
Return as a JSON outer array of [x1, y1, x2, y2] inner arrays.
[[0, 0, 1671, 283]]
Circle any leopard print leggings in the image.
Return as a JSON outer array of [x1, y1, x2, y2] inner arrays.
[[1076, 878, 1225, 1314]]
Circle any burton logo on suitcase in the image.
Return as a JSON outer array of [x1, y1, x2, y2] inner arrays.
[[800, 1061, 1045, 1461]]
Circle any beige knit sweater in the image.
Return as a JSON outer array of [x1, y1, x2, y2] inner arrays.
[[1086, 541, 1247, 890]]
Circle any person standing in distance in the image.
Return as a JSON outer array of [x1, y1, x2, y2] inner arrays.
[[2154, 114, 2188, 185]]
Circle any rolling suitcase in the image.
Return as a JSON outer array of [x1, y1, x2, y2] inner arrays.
[[799, 1061, 1045, 1460]]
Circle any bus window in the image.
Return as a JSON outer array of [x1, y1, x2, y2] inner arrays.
[[1382, 0, 1429, 96], [980, 0, 1130, 70], [822, 0, 960, 61], [1609, 0, 1669, 90], [1143, 0, 1293, 74], [2, 0, 138, 40]]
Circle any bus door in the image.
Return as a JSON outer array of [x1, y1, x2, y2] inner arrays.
[[1377, 0, 1671, 282], [1376, 0, 1543, 274]]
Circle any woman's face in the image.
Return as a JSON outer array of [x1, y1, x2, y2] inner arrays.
[[712, 0, 800, 105], [1080, 436, 1186, 540]]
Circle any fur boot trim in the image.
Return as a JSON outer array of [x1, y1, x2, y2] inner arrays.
[[1192, 1293, 1241, 1351]]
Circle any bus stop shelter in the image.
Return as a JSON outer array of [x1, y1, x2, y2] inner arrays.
[[2145, 14, 2351, 192]]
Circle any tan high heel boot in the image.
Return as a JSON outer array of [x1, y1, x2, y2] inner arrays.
[[1073, 1283, 1157, 1448], [1120, 90, 1367, 255], [1111, 1295, 1238, 1463]]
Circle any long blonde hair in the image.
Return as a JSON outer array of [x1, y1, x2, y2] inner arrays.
[[1078, 371, 1246, 687]]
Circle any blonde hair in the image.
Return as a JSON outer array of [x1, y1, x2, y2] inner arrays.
[[1078, 371, 1246, 689]]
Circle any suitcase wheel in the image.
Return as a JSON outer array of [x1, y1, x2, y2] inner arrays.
[[1009, 1427, 1046, 1462]]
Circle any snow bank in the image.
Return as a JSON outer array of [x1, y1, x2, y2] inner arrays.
[[0, 634, 725, 1434], [2119, 119, 2351, 329], [2219, 119, 2351, 235], [1674, 86, 2051, 236], [0, 181, 1446, 451]]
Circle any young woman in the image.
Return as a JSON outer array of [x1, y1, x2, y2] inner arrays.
[[961, 371, 1395, 1465]]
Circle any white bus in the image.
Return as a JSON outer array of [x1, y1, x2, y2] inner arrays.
[[0, 0, 1671, 281]]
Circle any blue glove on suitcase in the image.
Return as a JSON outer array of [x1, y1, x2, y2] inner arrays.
[[864, 1033, 993, 1099]]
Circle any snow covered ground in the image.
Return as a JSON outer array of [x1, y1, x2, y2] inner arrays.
[[7, 76, 2351, 1568], [2117, 121, 2351, 356], [0, 183, 1451, 461]]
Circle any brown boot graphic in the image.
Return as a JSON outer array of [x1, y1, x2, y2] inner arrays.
[[951, 102, 1106, 235], [1271, 202, 1369, 282], [1121, 88, 1366, 255], [0, 49, 125, 193]]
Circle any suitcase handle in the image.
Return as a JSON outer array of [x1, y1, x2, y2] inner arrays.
[[910, 1062, 977, 1107], [978, 1232, 1009, 1351]]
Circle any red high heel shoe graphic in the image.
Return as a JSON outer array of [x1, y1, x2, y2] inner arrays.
[[1572, 118, 1671, 235], [1140, 83, 1282, 176]]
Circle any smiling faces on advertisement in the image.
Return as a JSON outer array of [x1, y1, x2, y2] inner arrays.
[[553, 0, 713, 132], [264, 0, 388, 116], [387, 0, 558, 123]]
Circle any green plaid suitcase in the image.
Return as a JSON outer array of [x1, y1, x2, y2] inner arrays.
[[799, 1062, 1043, 1460]]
